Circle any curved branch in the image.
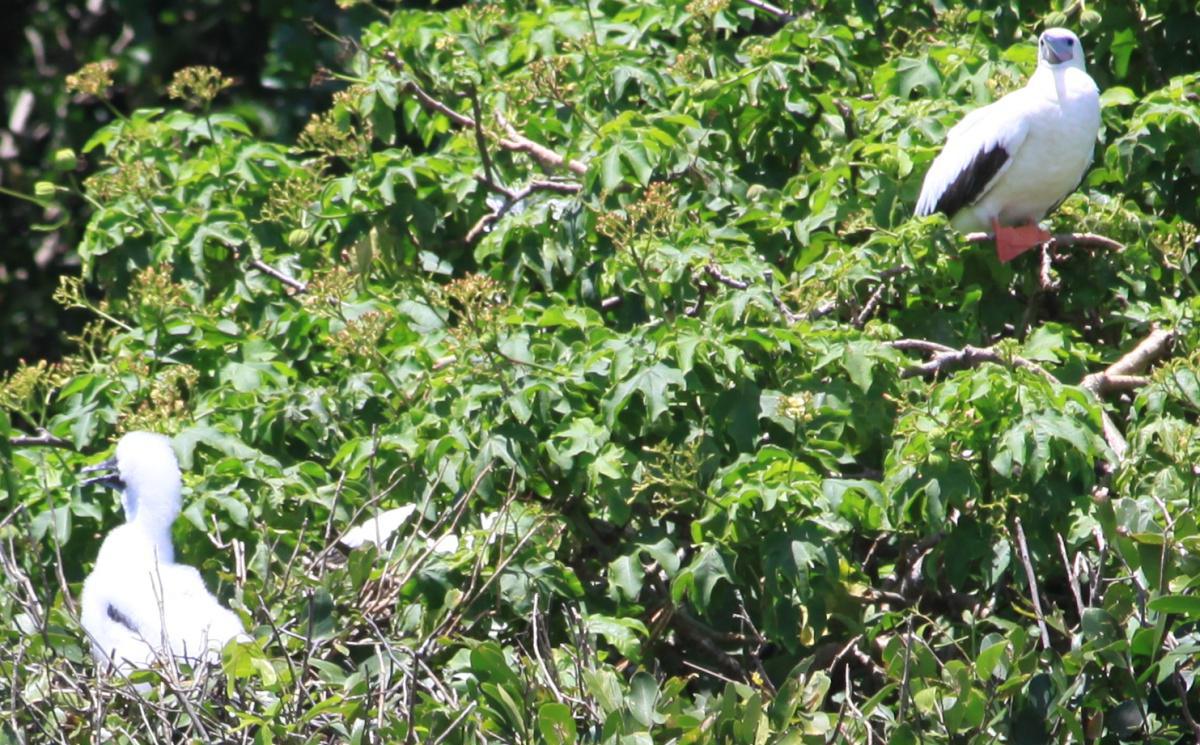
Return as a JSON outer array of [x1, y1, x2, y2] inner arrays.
[[889, 340, 1055, 382], [9, 429, 74, 450], [382, 52, 587, 177], [466, 179, 582, 243], [965, 231, 1125, 253], [249, 259, 307, 294]]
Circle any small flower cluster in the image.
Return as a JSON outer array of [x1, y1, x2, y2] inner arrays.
[[330, 311, 392, 359], [167, 66, 234, 109], [778, 391, 815, 424], [0, 359, 77, 412], [120, 364, 201, 434], [261, 172, 324, 225], [529, 56, 577, 102], [332, 84, 373, 115], [130, 265, 191, 315], [596, 182, 678, 250], [685, 0, 729, 18], [303, 266, 357, 313], [83, 159, 162, 202], [66, 60, 118, 98], [445, 273, 507, 340], [672, 39, 707, 78], [298, 110, 372, 161]]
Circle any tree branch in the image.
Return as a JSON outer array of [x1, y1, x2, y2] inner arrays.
[[8, 429, 73, 450], [1082, 328, 1174, 396], [740, 0, 796, 22], [383, 51, 587, 177], [249, 259, 308, 294], [703, 263, 749, 290], [965, 231, 1125, 254], [1079, 327, 1174, 460], [1014, 517, 1052, 651], [893, 329, 1174, 461], [1039, 242, 1061, 292], [495, 112, 588, 176], [468, 85, 499, 192], [889, 339, 1055, 382], [465, 179, 582, 243]]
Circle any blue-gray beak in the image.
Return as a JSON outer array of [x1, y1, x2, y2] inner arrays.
[[81, 456, 123, 490], [1042, 35, 1075, 65]]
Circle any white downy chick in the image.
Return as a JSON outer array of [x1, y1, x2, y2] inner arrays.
[[79, 432, 245, 675]]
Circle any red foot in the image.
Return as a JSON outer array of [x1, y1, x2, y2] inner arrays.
[[992, 221, 1052, 263]]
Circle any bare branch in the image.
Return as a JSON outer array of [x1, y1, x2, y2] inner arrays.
[[893, 329, 1174, 460], [1056, 533, 1086, 622], [890, 339, 1055, 382], [9, 429, 74, 450], [1082, 328, 1174, 394], [1014, 517, 1052, 651], [1039, 242, 1061, 292], [249, 259, 307, 294], [703, 263, 749, 290], [466, 179, 582, 243], [854, 282, 887, 328], [741, 0, 796, 22], [383, 51, 587, 176], [965, 231, 1125, 254], [1077, 327, 1174, 460], [889, 339, 955, 355], [496, 112, 588, 176], [467, 85, 499, 192]]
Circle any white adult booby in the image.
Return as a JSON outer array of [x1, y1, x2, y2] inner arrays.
[[79, 432, 245, 674], [914, 28, 1101, 262]]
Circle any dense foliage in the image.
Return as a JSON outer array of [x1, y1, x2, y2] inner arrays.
[[3, 0, 1200, 741], [0, 0, 376, 366]]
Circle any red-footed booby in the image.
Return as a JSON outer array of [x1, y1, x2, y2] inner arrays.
[[79, 432, 246, 675], [914, 28, 1101, 262]]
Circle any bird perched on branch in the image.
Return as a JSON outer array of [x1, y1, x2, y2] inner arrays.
[[79, 431, 246, 675], [914, 28, 1101, 262]]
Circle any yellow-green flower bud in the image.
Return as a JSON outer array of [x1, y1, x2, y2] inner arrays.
[[52, 149, 78, 172]]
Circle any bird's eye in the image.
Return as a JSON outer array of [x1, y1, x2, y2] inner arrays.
[[1067, 38, 1074, 46]]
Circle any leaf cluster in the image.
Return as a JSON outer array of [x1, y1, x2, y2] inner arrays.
[[3, 0, 1200, 742]]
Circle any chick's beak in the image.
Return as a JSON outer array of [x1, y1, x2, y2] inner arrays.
[[1042, 37, 1074, 65], [80, 456, 124, 490]]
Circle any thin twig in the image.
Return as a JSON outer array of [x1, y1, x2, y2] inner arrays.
[[9, 429, 74, 450], [382, 51, 587, 176], [430, 701, 479, 745], [1080, 327, 1175, 459], [468, 84, 498, 192], [703, 263, 749, 290], [1039, 242, 1061, 292], [249, 259, 307, 293], [465, 179, 582, 243], [854, 281, 888, 328], [1014, 517, 1051, 651], [890, 339, 1055, 382], [965, 231, 1125, 254], [496, 111, 588, 176], [740, 0, 796, 22], [1056, 533, 1085, 622], [898, 616, 915, 723]]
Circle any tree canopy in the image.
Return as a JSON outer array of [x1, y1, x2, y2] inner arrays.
[[3, 0, 1200, 741]]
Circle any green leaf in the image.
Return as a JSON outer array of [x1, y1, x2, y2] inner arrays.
[[537, 702, 577, 745], [606, 362, 686, 424], [628, 672, 660, 727], [1148, 595, 1200, 617]]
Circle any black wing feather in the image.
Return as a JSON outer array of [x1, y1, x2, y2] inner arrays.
[[106, 604, 139, 633], [932, 144, 1010, 218]]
